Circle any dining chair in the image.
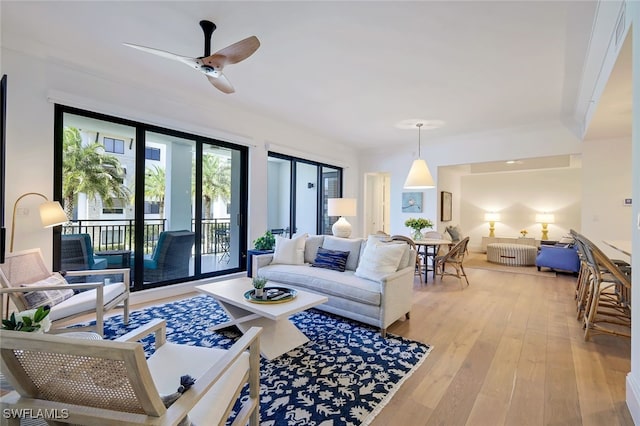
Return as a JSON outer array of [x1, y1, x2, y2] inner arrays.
[[0, 248, 129, 336], [391, 235, 423, 283], [0, 320, 262, 425], [434, 237, 470, 288]]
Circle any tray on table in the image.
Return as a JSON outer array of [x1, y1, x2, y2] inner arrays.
[[244, 286, 297, 304]]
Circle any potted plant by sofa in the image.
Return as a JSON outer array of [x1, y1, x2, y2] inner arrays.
[[405, 217, 434, 240], [247, 231, 276, 277]]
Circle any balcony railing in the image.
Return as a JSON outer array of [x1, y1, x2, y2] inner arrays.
[[62, 218, 231, 256]]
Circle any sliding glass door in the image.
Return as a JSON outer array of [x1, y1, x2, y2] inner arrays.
[[267, 153, 342, 236], [55, 106, 247, 290]]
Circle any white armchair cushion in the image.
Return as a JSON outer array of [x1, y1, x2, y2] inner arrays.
[[49, 282, 126, 321], [146, 342, 250, 425], [21, 273, 75, 309]]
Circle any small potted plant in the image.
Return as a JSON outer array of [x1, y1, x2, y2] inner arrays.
[[248, 231, 277, 278], [2, 306, 51, 333], [253, 231, 275, 251], [404, 217, 434, 240], [252, 277, 268, 298]]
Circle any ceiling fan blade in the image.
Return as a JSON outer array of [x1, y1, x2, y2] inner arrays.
[[210, 36, 260, 66], [123, 43, 199, 68], [207, 74, 235, 94]]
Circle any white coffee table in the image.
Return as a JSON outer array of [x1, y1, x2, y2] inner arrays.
[[196, 277, 328, 360]]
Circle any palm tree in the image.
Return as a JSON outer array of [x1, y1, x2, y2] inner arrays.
[[62, 127, 130, 219], [144, 165, 166, 217], [200, 153, 231, 219]]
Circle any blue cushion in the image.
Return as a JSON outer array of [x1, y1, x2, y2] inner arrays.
[[311, 247, 350, 272]]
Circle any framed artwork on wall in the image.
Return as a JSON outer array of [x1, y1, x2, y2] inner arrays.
[[441, 191, 452, 222], [402, 192, 423, 213]]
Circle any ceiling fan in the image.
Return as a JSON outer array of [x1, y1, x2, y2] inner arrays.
[[124, 20, 260, 94]]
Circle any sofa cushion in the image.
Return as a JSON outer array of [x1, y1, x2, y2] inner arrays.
[[322, 236, 363, 271], [272, 234, 307, 265], [365, 236, 411, 270], [355, 242, 406, 282], [304, 235, 325, 264], [257, 264, 381, 306], [311, 247, 350, 272]]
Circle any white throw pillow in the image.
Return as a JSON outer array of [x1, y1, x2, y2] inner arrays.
[[272, 234, 308, 265], [21, 273, 75, 309], [355, 242, 407, 282]]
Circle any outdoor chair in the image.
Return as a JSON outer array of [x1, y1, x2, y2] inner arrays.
[[61, 233, 108, 271], [216, 228, 231, 263], [0, 248, 129, 336], [0, 319, 262, 425], [142, 230, 195, 282], [434, 237, 470, 288]]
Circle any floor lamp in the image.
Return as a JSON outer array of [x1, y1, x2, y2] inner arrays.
[[10, 192, 68, 252]]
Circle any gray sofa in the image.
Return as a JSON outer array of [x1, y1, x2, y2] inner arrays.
[[253, 235, 416, 337]]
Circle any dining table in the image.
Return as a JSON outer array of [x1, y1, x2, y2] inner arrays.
[[414, 238, 454, 282]]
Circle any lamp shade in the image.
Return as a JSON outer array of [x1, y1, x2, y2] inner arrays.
[[327, 198, 357, 217], [484, 212, 501, 222], [535, 213, 555, 224], [39, 201, 68, 227], [404, 159, 435, 189]]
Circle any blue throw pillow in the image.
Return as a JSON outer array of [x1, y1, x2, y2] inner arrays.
[[311, 247, 350, 272]]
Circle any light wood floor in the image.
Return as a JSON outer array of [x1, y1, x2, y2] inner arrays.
[[119, 266, 633, 426], [372, 267, 633, 426]]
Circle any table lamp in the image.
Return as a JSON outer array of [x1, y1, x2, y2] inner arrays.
[[484, 212, 501, 237], [535, 213, 555, 240], [327, 198, 357, 238], [10, 192, 68, 252]]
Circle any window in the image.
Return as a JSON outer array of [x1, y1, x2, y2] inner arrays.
[[56, 106, 248, 293], [144, 201, 161, 214], [102, 198, 125, 214], [104, 137, 125, 154], [145, 147, 161, 161], [267, 153, 342, 236]]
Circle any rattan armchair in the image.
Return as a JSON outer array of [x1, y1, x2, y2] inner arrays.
[[0, 248, 129, 336], [0, 319, 262, 425], [434, 237, 470, 288]]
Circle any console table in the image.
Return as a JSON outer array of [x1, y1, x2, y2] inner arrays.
[[481, 237, 539, 253]]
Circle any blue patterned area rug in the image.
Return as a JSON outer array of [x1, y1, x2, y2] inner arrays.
[[92, 295, 431, 425]]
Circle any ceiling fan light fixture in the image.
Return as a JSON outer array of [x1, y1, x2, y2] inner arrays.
[[404, 123, 435, 189]]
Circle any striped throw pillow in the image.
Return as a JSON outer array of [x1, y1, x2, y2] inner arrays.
[[311, 247, 350, 272]]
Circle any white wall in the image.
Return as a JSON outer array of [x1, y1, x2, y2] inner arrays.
[[627, 0, 640, 421], [460, 168, 582, 252], [581, 136, 633, 260], [2, 48, 360, 264], [360, 121, 584, 237], [436, 166, 464, 232]]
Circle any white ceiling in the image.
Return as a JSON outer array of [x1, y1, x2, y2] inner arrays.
[[0, 1, 630, 150]]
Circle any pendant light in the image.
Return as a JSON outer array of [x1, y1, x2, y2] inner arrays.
[[404, 123, 435, 188]]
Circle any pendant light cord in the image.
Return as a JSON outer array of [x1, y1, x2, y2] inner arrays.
[[416, 123, 423, 158]]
